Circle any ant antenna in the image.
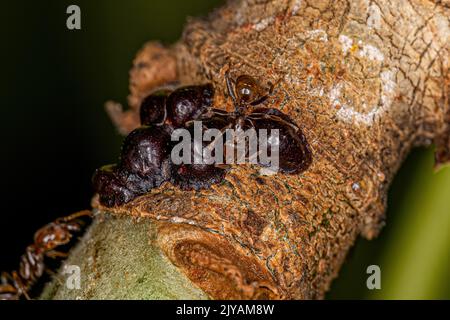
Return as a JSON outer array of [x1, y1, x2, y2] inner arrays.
[[225, 70, 238, 110]]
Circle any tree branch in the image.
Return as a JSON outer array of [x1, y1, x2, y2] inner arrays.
[[43, 0, 449, 299]]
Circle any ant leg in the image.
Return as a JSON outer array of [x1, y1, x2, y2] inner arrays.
[[249, 112, 299, 131], [250, 95, 269, 106], [45, 268, 57, 277], [45, 268, 64, 286], [0, 281, 19, 300], [214, 163, 231, 170], [44, 268, 64, 286], [56, 210, 91, 223], [0, 272, 8, 284], [250, 79, 280, 106], [64, 222, 83, 233], [197, 108, 230, 122], [45, 250, 69, 259], [265, 114, 300, 131], [268, 75, 284, 95], [0, 272, 19, 298], [12, 271, 30, 300], [57, 210, 91, 223], [267, 80, 276, 95], [204, 123, 234, 165]]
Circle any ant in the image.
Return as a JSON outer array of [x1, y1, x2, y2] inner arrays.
[[222, 70, 299, 130], [226, 72, 275, 114], [0, 210, 91, 300], [200, 70, 296, 130], [199, 71, 311, 174]]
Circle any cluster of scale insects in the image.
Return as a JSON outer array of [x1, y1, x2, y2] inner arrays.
[[93, 73, 312, 207], [0, 73, 312, 300]]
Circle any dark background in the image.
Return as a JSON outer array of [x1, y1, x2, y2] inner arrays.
[[0, 1, 448, 299]]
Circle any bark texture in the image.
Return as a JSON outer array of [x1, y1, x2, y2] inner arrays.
[[46, 0, 449, 299]]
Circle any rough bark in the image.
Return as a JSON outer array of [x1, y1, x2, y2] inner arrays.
[[44, 0, 449, 299]]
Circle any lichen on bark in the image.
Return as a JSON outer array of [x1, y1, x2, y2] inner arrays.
[[43, 0, 449, 300]]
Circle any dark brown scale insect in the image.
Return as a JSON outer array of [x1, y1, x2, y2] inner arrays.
[[119, 125, 172, 179], [93, 126, 173, 207], [0, 211, 91, 300], [140, 89, 171, 126], [92, 165, 137, 207], [250, 116, 312, 173], [171, 163, 226, 191], [117, 169, 162, 195], [92, 165, 166, 208], [170, 121, 226, 190], [94, 84, 218, 206], [166, 84, 214, 127]]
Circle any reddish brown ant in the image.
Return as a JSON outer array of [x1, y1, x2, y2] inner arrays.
[[200, 71, 312, 174], [226, 72, 275, 113], [0, 210, 91, 300]]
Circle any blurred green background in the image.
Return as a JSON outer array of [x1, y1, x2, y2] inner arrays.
[[0, 0, 448, 299]]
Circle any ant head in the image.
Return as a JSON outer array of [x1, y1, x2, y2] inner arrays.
[[226, 72, 270, 109], [34, 223, 71, 250], [235, 75, 261, 104]]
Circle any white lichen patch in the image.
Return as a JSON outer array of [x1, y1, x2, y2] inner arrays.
[[339, 36, 385, 63], [328, 82, 374, 125], [336, 105, 377, 126], [329, 68, 397, 126], [328, 83, 344, 107], [359, 44, 384, 62], [339, 35, 353, 55], [380, 69, 397, 108], [309, 86, 325, 97], [284, 73, 303, 87], [367, 3, 381, 30], [291, 0, 302, 16], [305, 29, 328, 42], [433, 14, 450, 46], [167, 216, 198, 225], [253, 16, 275, 31], [352, 182, 361, 192]]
